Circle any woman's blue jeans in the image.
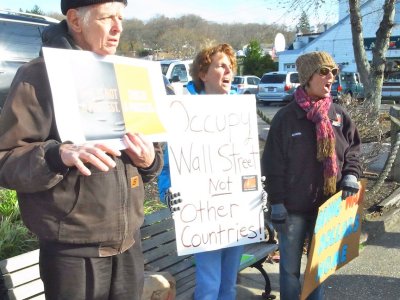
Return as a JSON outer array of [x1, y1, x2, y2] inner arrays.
[[193, 245, 243, 300], [277, 212, 324, 300]]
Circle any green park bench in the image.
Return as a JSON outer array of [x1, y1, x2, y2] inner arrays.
[[0, 208, 278, 300]]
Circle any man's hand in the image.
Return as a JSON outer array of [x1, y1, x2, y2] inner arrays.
[[261, 190, 269, 212], [60, 143, 121, 176], [260, 176, 268, 212], [164, 189, 182, 213], [340, 174, 359, 199], [123, 132, 155, 168]]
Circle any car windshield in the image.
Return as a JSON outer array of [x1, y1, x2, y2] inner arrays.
[[232, 77, 244, 84], [0, 21, 46, 61], [260, 74, 286, 84], [289, 73, 299, 83], [160, 63, 170, 75], [341, 73, 356, 83]]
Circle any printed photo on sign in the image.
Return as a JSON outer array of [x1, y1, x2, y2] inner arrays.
[[43, 47, 168, 148]]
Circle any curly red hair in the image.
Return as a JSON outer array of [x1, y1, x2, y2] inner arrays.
[[190, 43, 237, 93]]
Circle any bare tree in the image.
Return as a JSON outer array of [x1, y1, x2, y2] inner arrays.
[[350, 0, 395, 111], [119, 14, 296, 60], [279, 0, 395, 112]]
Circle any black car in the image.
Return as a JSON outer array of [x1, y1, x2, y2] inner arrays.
[[0, 10, 59, 111]]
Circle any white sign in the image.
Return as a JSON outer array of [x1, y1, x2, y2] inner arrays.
[[43, 47, 168, 149], [164, 95, 265, 256]]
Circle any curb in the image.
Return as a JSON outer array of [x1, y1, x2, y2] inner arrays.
[[363, 207, 400, 242]]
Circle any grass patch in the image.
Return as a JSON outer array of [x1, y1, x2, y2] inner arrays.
[[0, 216, 38, 260], [0, 189, 19, 220]]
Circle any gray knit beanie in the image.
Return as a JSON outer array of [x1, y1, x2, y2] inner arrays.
[[296, 51, 336, 85], [61, 0, 127, 15]]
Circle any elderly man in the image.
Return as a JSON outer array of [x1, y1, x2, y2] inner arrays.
[[0, 1, 163, 299]]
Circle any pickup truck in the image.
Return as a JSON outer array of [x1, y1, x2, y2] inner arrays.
[[331, 72, 364, 102]]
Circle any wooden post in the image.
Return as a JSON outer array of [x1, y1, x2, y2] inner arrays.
[[390, 105, 400, 182]]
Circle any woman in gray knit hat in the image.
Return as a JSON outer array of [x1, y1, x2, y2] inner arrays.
[[261, 51, 361, 300]]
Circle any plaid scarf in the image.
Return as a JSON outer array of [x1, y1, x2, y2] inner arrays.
[[294, 87, 338, 196]]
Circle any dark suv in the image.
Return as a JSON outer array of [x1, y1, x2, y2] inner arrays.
[[0, 10, 59, 110]]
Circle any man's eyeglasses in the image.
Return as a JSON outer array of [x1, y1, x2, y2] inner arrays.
[[318, 67, 339, 77]]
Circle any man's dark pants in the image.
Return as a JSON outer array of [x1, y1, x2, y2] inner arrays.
[[39, 231, 144, 300]]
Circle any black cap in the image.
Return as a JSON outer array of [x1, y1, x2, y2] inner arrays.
[[61, 0, 127, 15]]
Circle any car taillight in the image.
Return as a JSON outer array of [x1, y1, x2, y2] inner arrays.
[[237, 84, 244, 89], [284, 84, 291, 91], [337, 85, 343, 92]]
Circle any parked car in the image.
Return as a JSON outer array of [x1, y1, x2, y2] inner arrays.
[[160, 59, 192, 94], [231, 75, 260, 94], [0, 10, 59, 111], [381, 71, 400, 102], [256, 71, 300, 105], [330, 71, 364, 102]]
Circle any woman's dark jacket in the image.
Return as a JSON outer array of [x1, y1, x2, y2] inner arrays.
[[261, 98, 361, 215]]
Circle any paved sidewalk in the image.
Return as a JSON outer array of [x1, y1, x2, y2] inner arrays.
[[324, 208, 400, 300], [236, 250, 306, 300], [236, 208, 400, 300], [249, 108, 400, 300]]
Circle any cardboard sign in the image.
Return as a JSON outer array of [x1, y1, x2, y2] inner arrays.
[[43, 47, 168, 149], [300, 180, 366, 299], [164, 95, 265, 256]]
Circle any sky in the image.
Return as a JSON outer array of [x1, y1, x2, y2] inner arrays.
[[1, 0, 338, 27]]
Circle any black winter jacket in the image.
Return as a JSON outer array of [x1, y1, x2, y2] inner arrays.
[[261, 99, 361, 215], [0, 20, 163, 256]]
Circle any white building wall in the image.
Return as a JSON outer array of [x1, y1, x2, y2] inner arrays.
[[278, 0, 400, 73], [338, 0, 349, 21]]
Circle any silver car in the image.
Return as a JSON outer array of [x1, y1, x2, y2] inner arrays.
[[231, 75, 260, 94], [0, 10, 59, 111], [256, 71, 300, 105]]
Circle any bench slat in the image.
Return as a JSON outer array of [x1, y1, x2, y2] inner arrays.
[[0, 250, 39, 274], [176, 271, 196, 290], [141, 208, 171, 226], [141, 218, 174, 238], [143, 241, 177, 264], [29, 295, 45, 300], [173, 266, 195, 283], [7, 278, 44, 300], [176, 280, 196, 296], [2, 265, 40, 290], [176, 286, 195, 300], [158, 256, 195, 277], [141, 230, 176, 252]]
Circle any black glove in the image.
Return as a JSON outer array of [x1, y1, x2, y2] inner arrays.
[[164, 189, 182, 213], [271, 203, 287, 232], [340, 175, 359, 199]]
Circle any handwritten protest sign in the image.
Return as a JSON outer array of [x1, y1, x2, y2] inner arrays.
[[42, 47, 168, 149], [300, 180, 366, 299], [163, 95, 264, 256]]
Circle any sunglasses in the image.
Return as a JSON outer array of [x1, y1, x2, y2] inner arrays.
[[318, 67, 339, 77]]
